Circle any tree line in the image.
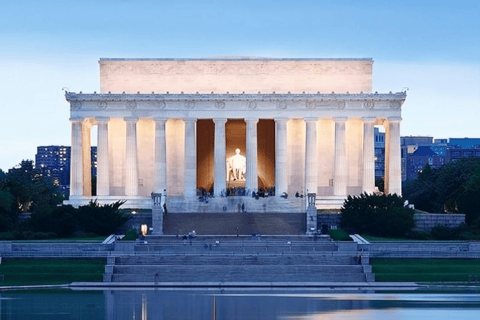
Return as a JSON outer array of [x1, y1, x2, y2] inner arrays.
[[0, 160, 129, 239], [340, 157, 480, 240]]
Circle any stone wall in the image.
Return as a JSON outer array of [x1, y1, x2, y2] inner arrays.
[[414, 213, 465, 231], [317, 212, 466, 231]]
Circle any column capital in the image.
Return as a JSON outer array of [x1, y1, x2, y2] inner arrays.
[[244, 118, 259, 124], [304, 117, 319, 123], [124, 117, 139, 122], [183, 118, 197, 123], [153, 117, 168, 123], [362, 117, 377, 124], [387, 117, 402, 123], [274, 118, 289, 123], [213, 118, 228, 124], [95, 117, 110, 124], [69, 117, 85, 123], [333, 117, 348, 123]]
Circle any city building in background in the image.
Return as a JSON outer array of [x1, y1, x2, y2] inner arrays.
[[35, 146, 97, 196]]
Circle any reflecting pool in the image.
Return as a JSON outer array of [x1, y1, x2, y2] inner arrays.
[[1, 289, 480, 319]]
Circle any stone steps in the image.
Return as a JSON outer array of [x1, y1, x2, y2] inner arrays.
[[111, 265, 366, 283], [115, 254, 356, 266], [166, 196, 305, 214], [163, 212, 306, 235]]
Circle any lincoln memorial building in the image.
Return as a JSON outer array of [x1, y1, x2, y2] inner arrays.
[[65, 58, 405, 212]]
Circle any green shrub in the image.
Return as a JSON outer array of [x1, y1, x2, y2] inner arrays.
[[340, 193, 415, 238], [122, 228, 139, 241], [76, 200, 129, 236], [328, 229, 351, 241]]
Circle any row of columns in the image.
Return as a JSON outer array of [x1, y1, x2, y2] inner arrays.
[[70, 116, 402, 198]]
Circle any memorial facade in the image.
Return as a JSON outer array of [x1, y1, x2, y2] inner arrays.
[[65, 58, 405, 211]]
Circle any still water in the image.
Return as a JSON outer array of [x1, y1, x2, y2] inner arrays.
[[0, 289, 479, 319]]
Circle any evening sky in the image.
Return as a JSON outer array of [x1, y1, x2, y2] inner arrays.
[[0, 0, 479, 170]]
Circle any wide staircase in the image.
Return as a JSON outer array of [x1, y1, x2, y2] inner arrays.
[[104, 235, 374, 283], [166, 196, 305, 213], [164, 212, 306, 235]]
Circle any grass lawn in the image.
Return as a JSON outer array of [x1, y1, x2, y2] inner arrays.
[[0, 258, 106, 286], [372, 258, 480, 282]]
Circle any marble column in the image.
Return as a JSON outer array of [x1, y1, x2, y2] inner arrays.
[[96, 118, 110, 196], [245, 118, 259, 194], [305, 118, 318, 195], [214, 118, 227, 197], [385, 118, 402, 195], [334, 117, 347, 196], [70, 118, 84, 197], [153, 118, 167, 194], [82, 120, 92, 196], [275, 119, 288, 196], [124, 117, 139, 196], [184, 119, 197, 197], [362, 117, 376, 194]]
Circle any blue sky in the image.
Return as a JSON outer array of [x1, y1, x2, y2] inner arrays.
[[1, 0, 479, 171]]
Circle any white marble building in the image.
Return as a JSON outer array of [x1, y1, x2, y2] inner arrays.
[[65, 58, 405, 211]]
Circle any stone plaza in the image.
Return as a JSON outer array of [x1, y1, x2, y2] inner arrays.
[[64, 58, 405, 213]]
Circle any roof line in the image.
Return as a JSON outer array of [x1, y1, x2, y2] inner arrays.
[[99, 58, 374, 62]]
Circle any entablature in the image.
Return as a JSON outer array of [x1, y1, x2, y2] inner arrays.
[[66, 91, 406, 119]]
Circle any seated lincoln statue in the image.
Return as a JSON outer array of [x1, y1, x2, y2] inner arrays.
[[227, 148, 246, 181]]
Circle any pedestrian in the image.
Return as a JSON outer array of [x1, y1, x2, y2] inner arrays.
[[241, 203, 245, 213]]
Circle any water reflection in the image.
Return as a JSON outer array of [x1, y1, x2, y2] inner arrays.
[[0, 290, 479, 319]]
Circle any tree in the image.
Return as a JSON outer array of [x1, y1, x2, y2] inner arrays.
[[0, 189, 16, 232], [76, 200, 129, 236], [340, 193, 415, 238], [403, 157, 480, 224], [6, 160, 62, 212]]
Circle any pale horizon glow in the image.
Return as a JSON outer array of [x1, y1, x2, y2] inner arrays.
[[1, 0, 479, 171]]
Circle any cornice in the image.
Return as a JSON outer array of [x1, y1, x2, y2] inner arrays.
[[66, 91, 406, 102]]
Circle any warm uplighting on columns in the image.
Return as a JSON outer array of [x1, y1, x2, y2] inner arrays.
[[305, 118, 318, 195], [385, 117, 402, 195], [70, 118, 84, 197], [362, 117, 376, 194], [124, 117, 139, 196], [153, 118, 167, 194], [334, 117, 347, 196], [275, 119, 288, 196], [82, 119, 92, 196], [245, 118, 259, 194], [214, 118, 227, 197], [184, 119, 197, 197], [96, 117, 110, 196]]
